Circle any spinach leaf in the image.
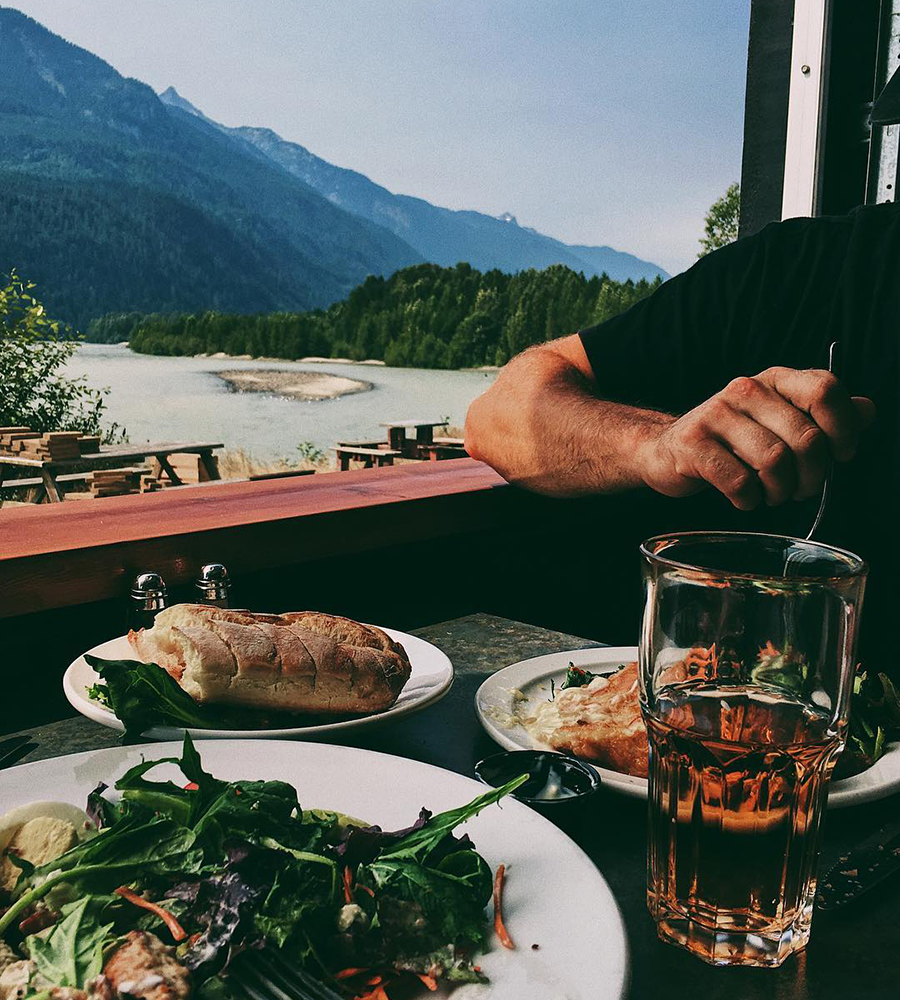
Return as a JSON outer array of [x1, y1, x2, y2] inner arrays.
[[108, 737, 309, 864], [26, 896, 114, 989], [85, 656, 247, 741], [379, 773, 527, 863]]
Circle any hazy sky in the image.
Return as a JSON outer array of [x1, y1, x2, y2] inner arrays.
[[9, 1, 750, 275]]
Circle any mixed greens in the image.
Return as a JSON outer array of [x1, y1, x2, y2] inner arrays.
[[0, 736, 527, 999], [838, 668, 900, 778]]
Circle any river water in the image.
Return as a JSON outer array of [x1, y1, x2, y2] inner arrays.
[[64, 344, 497, 460]]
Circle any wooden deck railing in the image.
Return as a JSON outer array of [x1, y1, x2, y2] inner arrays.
[[0, 460, 517, 618]]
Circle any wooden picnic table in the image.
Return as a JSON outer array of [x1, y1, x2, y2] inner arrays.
[[379, 419, 448, 450], [0, 440, 224, 502]]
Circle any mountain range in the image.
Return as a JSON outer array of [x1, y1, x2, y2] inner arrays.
[[0, 7, 666, 327]]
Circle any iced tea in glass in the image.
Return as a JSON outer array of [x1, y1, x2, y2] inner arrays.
[[639, 532, 866, 966]]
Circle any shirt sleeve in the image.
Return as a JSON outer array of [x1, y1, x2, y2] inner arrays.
[[578, 216, 846, 415]]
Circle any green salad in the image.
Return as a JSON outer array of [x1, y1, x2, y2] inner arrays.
[[0, 737, 526, 1000]]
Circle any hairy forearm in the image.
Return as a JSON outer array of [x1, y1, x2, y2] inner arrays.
[[464, 345, 674, 497]]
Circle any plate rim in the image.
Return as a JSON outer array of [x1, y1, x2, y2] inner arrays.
[[475, 646, 900, 809], [0, 738, 630, 1000], [64, 626, 454, 740]]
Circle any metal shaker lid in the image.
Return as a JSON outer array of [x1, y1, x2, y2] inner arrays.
[[130, 572, 168, 611], [196, 563, 230, 599]]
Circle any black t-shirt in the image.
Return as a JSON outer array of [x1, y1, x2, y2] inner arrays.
[[579, 203, 899, 667]]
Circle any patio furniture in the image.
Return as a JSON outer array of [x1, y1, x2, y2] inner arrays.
[[333, 444, 403, 471], [379, 419, 449, 451], [0, 440, 224, 502], [5, 612, 897, 1000]]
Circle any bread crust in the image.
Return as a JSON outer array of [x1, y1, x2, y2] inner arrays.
[[126, 604, 412, 715]]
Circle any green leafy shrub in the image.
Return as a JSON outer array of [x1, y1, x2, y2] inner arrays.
[[0, 271, 125, 441]]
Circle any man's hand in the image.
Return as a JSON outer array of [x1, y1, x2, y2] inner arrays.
[[641, 367, 876, 510]]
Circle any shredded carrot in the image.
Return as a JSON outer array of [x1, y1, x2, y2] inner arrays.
[[342, 865, 354, 904], [114, 886, 186, 942], [183, 781, 199, 791], [415, 973, 438, 991], [356, 883, 375, 898], [336, 968, 369, 980], [354, 988, 389, 1000], [493, 864, 514, 950], [365, 976, 383, 986]]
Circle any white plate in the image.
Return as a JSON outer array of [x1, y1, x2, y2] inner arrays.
[[0, 740, 629, 1000], [64, 627, 453, 740], [475, 646, 900, 809]]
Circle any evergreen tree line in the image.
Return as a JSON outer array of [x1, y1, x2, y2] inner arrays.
[[90, 262, 662, 369]]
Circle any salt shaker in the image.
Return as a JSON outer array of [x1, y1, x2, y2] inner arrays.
[[195, 563, 231, 608], [128, 572, 168, 632]]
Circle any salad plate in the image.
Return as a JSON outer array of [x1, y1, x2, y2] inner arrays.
[[476, 646, 900, 809], [64, 626, 453, 740], [0, 739, 629, 1000]]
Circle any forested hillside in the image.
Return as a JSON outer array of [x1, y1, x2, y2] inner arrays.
[[0, 9, 420, 325], [102, 263, 661, 369]]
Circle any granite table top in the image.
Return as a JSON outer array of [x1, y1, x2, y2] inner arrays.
[[4, 613, 898, 1000]]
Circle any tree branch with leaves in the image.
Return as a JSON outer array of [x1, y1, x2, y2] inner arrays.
[[698, 182, 740, 257], [0, 271, 125, 441]]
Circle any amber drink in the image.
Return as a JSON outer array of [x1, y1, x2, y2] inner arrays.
[[639, 533, 867, 967]]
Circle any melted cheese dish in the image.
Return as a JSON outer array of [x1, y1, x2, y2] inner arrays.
[[521, 662, 648, 777]]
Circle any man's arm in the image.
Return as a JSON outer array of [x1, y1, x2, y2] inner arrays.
[[464, 334, 875, 507]]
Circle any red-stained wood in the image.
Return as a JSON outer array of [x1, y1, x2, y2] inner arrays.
[[0, 460, 516, 618]]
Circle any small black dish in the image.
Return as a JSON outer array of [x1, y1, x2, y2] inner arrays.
[[474, 750, 600, 810]]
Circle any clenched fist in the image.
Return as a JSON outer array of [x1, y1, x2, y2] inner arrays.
[[641, 367, 876, 510]]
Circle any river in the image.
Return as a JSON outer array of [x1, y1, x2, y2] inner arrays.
[[64, 344, 497, 460]]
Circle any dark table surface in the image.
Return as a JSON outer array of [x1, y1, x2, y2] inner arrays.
[[4, 613, 898, 1000]]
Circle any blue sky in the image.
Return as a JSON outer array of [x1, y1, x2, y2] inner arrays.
[[10, 1, 750, 274]]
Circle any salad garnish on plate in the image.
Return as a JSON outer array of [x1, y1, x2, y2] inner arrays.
[[0, 737, 526, 1000]]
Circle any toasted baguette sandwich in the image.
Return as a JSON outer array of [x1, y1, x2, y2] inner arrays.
[[128, 604, 411, 714]]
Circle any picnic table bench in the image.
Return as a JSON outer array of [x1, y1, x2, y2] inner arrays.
[[333, 444, 403, 471], [0, 440, 224, 502], [333, 421, 467, 471]]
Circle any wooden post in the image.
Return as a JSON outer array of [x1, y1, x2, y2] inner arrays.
[[416, 425, 435, 446], [387, 426, 405, 451]]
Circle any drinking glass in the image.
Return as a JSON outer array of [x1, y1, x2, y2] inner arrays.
[[639, 532, 867, 967]]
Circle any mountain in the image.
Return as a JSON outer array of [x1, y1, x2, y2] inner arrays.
[[0, 7, 666, 329], [160, 95, 667, 283], [0, 8, 420, 325]]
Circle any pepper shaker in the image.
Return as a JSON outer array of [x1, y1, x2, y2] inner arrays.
[[128, 572, 168, 632], [195, 563, 231, 608]]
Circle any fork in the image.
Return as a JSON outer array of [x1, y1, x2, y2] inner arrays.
[[229, 949, 347, 1000], [804, 339, 840, 542]]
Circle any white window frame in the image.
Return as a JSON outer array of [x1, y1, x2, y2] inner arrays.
[[781, 0, 830, 219]]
